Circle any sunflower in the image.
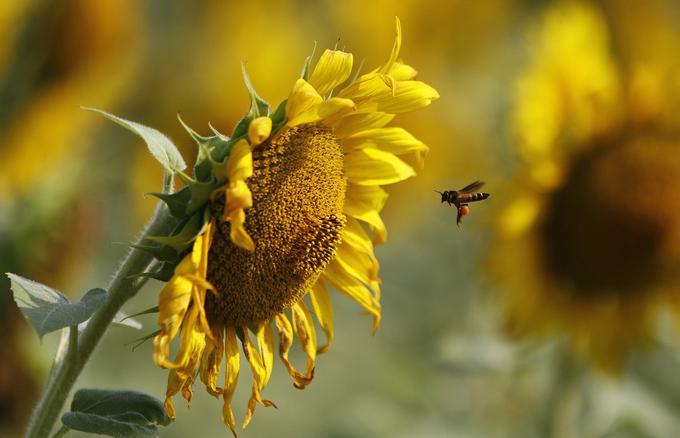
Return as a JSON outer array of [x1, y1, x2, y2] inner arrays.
[[493, 2, 680, 371], [149, 18, 438, 434]]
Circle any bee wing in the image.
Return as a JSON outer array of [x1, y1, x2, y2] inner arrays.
[[458, 180, 485, 193]]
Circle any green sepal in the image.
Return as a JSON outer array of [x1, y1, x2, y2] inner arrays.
[[137, 262, 178, 282], [270, 99, 288, 135], [224, 64, 271, 156], [122, 306, 159, 321], [146, 208, 207, 252], [300, 42, 317, 81], [187, 179, 218, 214], [128, 243, 177, 263], [146, 187, 191, 218], [177, 115, 231, 182], [128, 329, 162, 350], [242, 61, 270, 119]]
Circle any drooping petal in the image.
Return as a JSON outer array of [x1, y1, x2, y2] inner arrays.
[[256, 322, 275, 388], [242, 330, 276, 428], [222, 327, 240, 437], [345, 148, 415, 185], [274, 313, 314, 389], [309, 49, 354, 96], [199, 329, 224, 397], [309, 282, 334, 354], [291, 301, 317, 389]]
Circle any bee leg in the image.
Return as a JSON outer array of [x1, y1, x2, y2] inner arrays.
[[456, 204, 470, 227]]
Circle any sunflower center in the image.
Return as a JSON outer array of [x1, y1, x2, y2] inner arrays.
[[541, 133, 680, 297], [206, 124, 346, 327]]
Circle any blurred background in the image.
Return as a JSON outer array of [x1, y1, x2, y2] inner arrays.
[[3, 0, 680, 437]]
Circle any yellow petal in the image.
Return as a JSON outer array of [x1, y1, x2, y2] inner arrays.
[[227, 208, 255, 252], [288, 95, 356, 127], [286, 79, 323, 125], [335, 231, 380, 296], [379, 16, 402, 75], [309, 49, 354, 96], [343, 127, 428, 158], [226, 139, 253, 182], [222, 327, 240, 437], [357, 80, 440, 113], [345, 148, 415, 185], [389, 61, 418, 80], [332, 112, 395, 139], [309, 282, 334, 354], [225, 180, 253, 212], [323, 260, 381, 332], [248, 116, 272, 146], [344, 184, 389, 244], [338, 73, 391, 103]]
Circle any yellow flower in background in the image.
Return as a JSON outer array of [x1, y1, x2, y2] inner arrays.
[[153, 18, 438, 435], [494, 1, 680, 371]]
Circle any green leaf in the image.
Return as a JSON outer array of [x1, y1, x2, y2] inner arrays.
[[146, 188, 191, 218], [61, 388, 171, 438], [83, 107, 186, 173], [7, 273, 106, 339]]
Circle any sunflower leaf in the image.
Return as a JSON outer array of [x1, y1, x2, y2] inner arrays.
[[61, 388, 171, 438], [83, 107, 186, 174], [6, 273, 106, 340]]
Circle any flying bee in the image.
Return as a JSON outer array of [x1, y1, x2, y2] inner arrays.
[[435, 181, 490, 226]]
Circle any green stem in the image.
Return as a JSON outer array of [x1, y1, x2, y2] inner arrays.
[[51, 426, 70, 438], [25, 187, 176, 438]]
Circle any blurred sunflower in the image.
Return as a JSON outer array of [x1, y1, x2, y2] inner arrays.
[[493, 1, 680, 371], [151, 18, 438, 434]]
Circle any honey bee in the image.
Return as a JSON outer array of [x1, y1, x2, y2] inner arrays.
[[435, 181, 490, 226]]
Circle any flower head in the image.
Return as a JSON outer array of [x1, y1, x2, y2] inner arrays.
[[150, 17, 438, 434], [494, 2, 680, 371]]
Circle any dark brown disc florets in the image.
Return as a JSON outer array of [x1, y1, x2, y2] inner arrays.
[[206, 124, 346, 327]]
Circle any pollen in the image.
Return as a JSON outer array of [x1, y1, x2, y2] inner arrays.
[[206, 124, 346, 327], [540, 134, 680, 296]]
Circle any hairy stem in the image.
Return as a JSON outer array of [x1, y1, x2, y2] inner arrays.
[[25, 178, 176, 438]]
